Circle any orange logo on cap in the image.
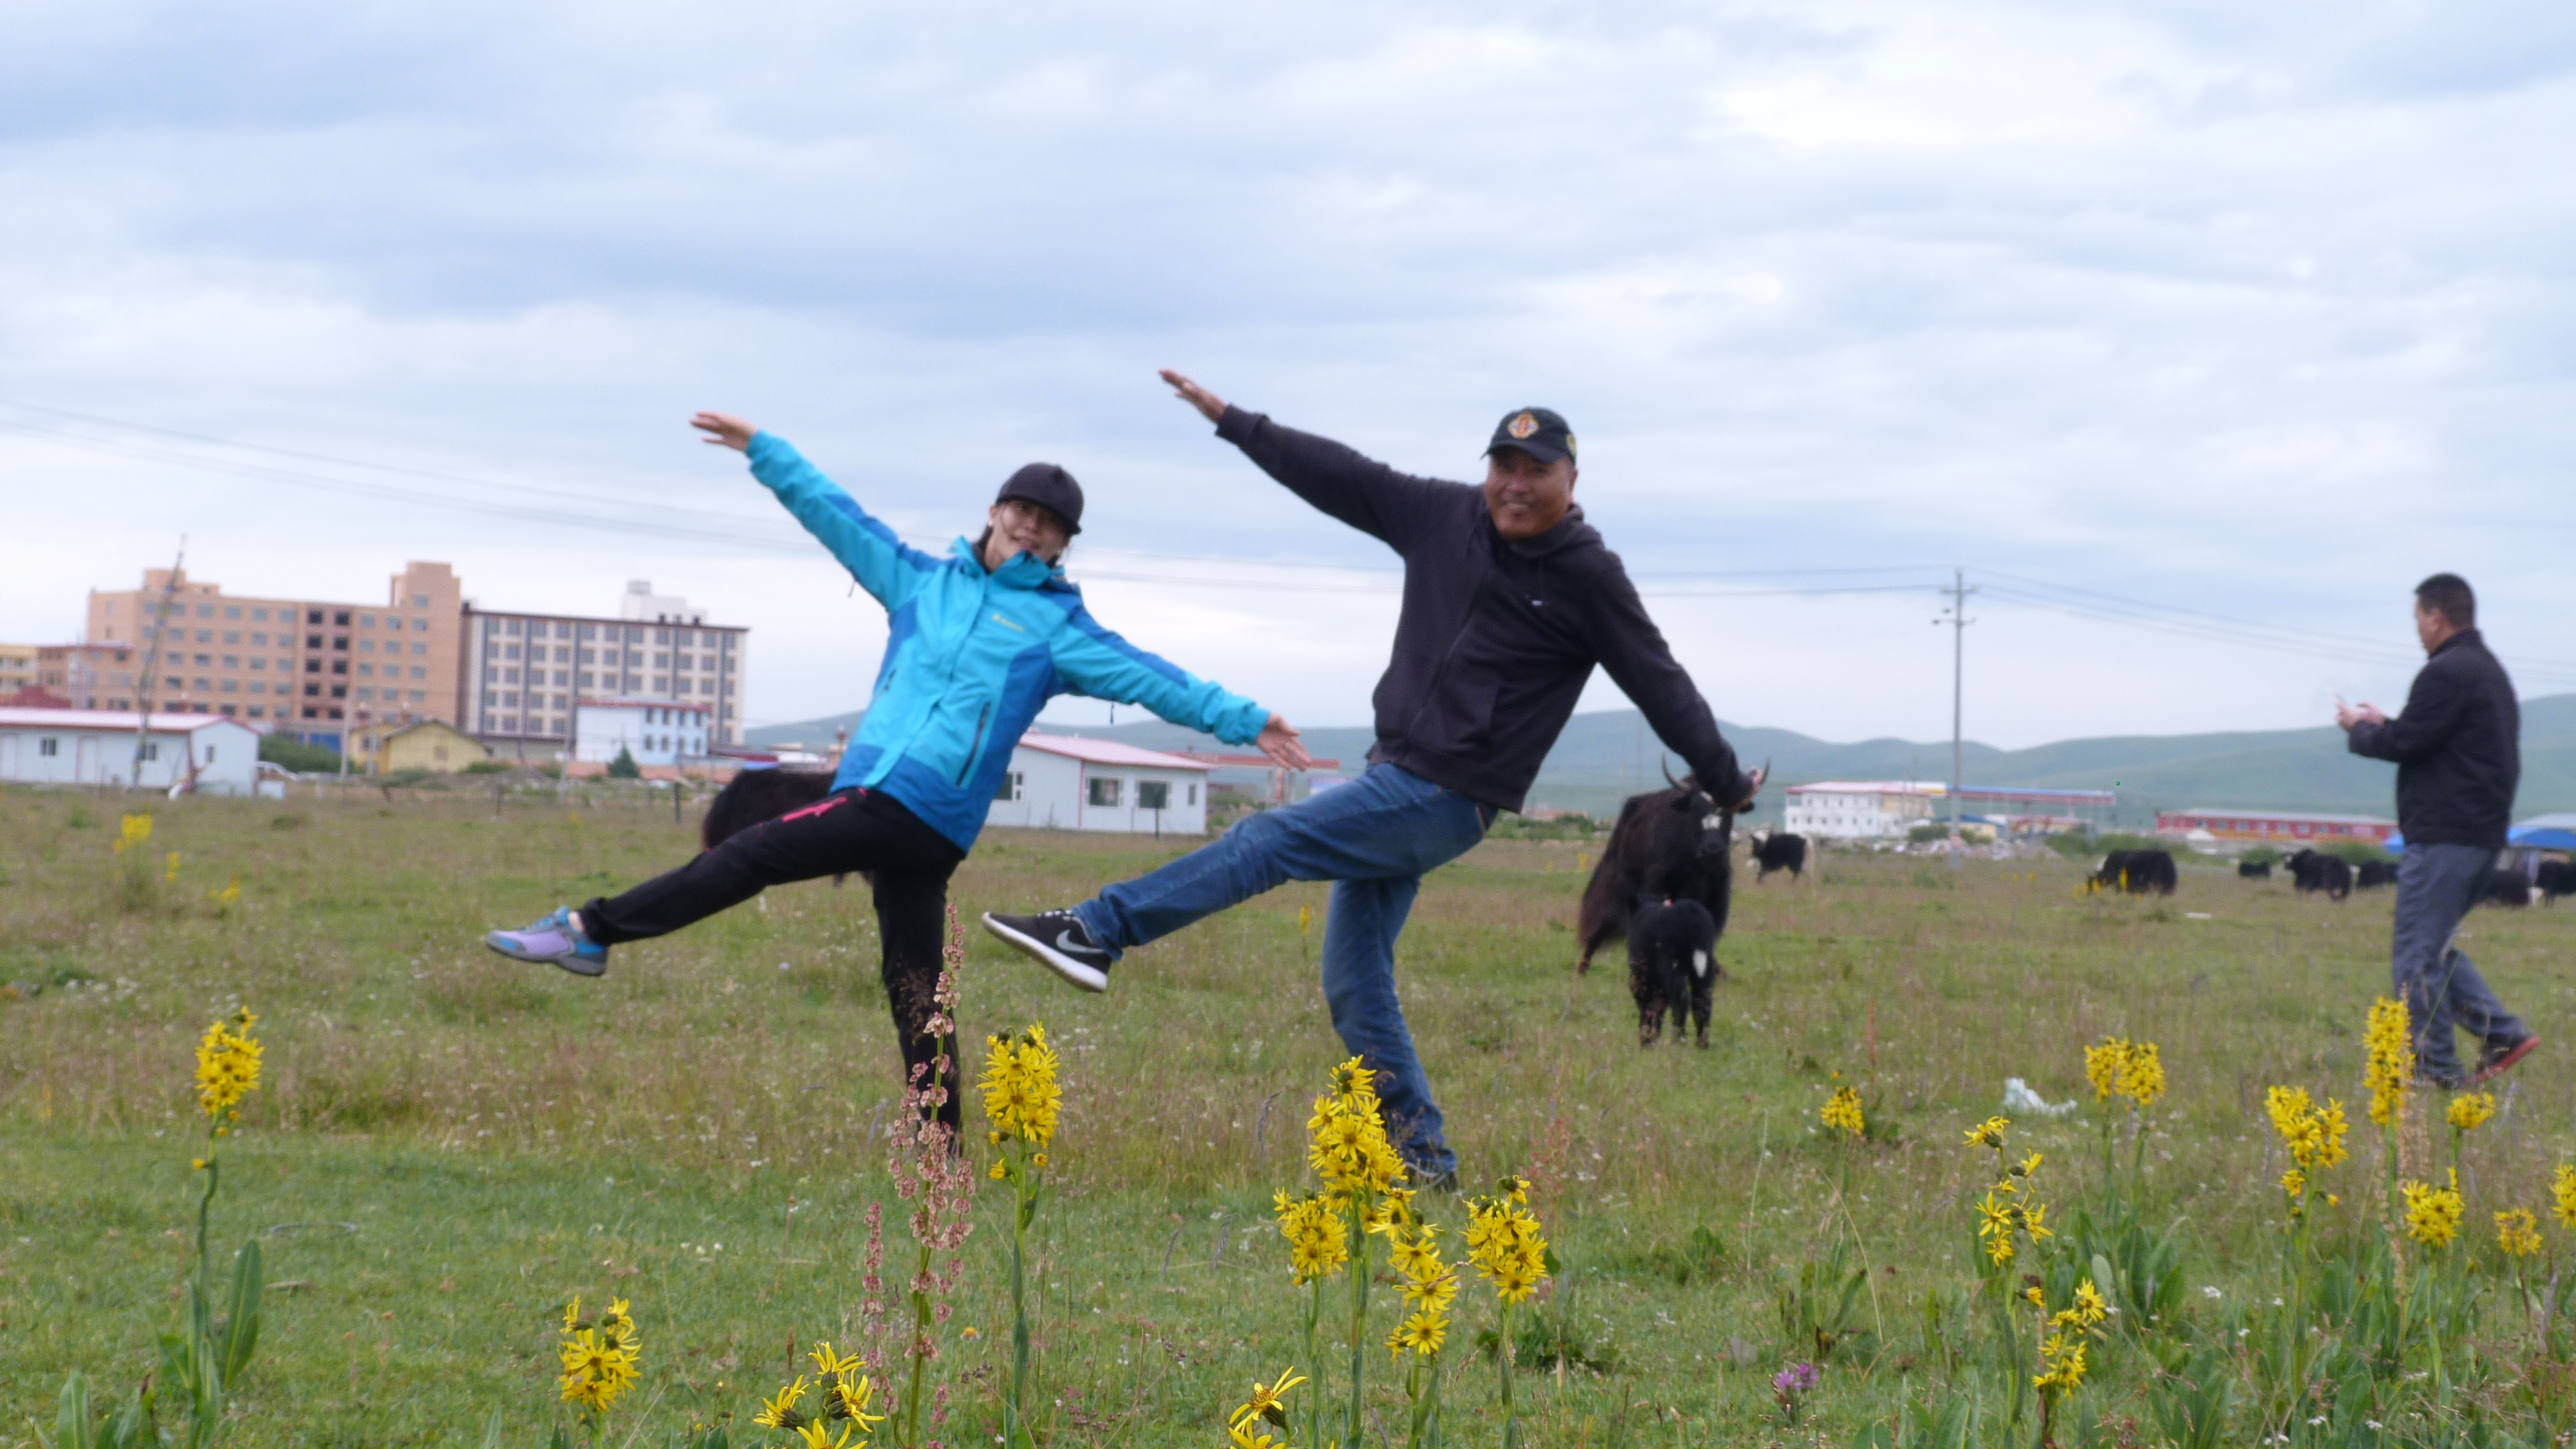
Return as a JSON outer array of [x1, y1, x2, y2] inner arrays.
[[1508, 412, 1538, 439]]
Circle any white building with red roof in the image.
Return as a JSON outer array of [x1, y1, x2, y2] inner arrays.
[[0, 707, 261, 794], [987, 732, 1213, 836]]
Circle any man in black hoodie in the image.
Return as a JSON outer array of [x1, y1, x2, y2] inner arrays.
[[988, 371, 1759, 1178], [2340, 573, 2539, 1088]]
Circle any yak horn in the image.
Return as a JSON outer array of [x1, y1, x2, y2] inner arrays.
[[1660, 758, 1682, 790]]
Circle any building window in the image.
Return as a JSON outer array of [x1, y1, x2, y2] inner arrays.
[[1138, 781, 1171, 811], [39, 737, 59, 756], [1088, 776, 1122, 808], [1187, 784, 1199, 805]]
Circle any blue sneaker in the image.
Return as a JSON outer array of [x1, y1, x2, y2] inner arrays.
[[485, 906, 608, 978]]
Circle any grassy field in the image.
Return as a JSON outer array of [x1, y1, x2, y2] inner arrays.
[[4, 785, 2574, 1446]]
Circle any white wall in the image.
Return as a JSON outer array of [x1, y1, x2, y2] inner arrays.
[[0, 720, 259, 795], [574, 704, 709, 766], [982, 749, 1208, 835]]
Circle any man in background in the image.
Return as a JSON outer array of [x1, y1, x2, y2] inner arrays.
[[2340, 572, 2539, 1088]]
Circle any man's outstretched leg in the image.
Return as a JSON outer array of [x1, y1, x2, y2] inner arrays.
[[1320, 873, 1454, 1182], [982, 763, 1488, 989]]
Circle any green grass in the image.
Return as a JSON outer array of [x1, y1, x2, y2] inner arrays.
[[3, 787, 2574, 1446]]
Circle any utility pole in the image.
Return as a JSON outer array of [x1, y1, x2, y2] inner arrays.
[[128, 538, 186, 789], [1933, 567, 1977, 860]]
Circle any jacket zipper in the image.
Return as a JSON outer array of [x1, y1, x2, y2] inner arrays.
[[956, 702, 992, 785]]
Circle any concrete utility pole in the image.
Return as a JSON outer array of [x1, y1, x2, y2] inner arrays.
[[129, 538, 186, 788], [1934, 567, 1977, 857]]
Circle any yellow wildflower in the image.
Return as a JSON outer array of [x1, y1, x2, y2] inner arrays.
[[1464, 1187, 1549, 1305], [2497, 1208, 2544, 1258], [2118, 1041, 2165, 1106], [2264, 1086, 2350, 1171], [2402, 1173, 2465, 1249], [2365, 996, 2412, 1126], [2555, 1165, 2576, 1229], [1964, 1116, 2010, 1150], [558, 1327, 640, 1414], [1229, 1425, 1288, 1449], [1229, 1368, 1306, 1433], [755, 1376, 810, 1430], [2083, 1038, 2126, 1101], [112, 813, 152, 854], [2070, 1280, 2108, 1326], [1274, 1189, 1350, 1285], [1820, 1086, 1865, 1138], [2023, 1285, 2045, 1306], [193, 1009, 262, 1122], [808, 1342, 864, 1377], [2447, 1092, 2497, 1133], [1385, 1302, 1450, 1359], [978, 1024, 1063, 1146], [2023, 1202, 2052, 1240], [2281, 1167, 2306, 1199], [2013, 1152, 2044, 1180], [2033, 1334, 2087, 1393], [830, 1371, 886, 1435]]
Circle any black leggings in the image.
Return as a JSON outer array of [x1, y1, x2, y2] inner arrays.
[[580, 787, 968, 1129]]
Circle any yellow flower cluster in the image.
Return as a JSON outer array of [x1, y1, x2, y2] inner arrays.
[[2083, 1038, 2165, 1107], [2496, 1208, 2544, 1259], [1464, 1177, 1549, 1305], [1966, 1123, 2049, 1267], [2262, 1085, 2350, 1218], [1273, 1189, 1350, 1285], [558, 1296, 641, 1416], [752, 1343, 886, 1447], [2365, 996, 2412, 1127], [2446, 1091, 2496, 1133], [1820, 1086, 1865, 1138], [1309, 1058, 1407, 1208], [2556, 1165, 2576, 1229], [1228, 1369, 1305, 1449], [978, 1023, 1062, 1148], [111, 813, 152, 854], [2032, 1280, 2109, 1394], [2402, 1171, 2465, 1249], [194, 1009, 262, 1125], [1384, 1220, 1458, 1359]]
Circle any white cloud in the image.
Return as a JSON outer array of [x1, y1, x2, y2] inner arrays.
[[3, 0, 2572, 748]]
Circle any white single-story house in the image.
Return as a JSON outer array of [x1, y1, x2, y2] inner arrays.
[[574, 698, 712, 767], [986, 732, 1213, 836], [0, 708, 262, 795]]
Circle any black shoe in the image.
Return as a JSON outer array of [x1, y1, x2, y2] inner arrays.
[[982, 910, 1114, 992], [1412, 1167, 1462, 1199]]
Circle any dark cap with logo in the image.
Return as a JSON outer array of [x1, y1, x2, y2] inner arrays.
[[995, 463, 1084, 535], [1486, 407, 1576, 465]]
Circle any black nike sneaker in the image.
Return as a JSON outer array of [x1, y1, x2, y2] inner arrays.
[[982, 909, 1114, 992]]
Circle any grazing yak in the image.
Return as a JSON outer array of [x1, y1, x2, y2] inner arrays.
[[1627, 896, 1717, 1047], [699, 766, 838, 848], [2286, 849, 2353, 901], [2355, 860, 2400, 890], [2535, 860, 2576, 906], [1576, 765, 1747, 980], [2092, 849, 2177, 895], [2486, 874, 2534, 908], [2238, 860, 2272, 880], [1748, 830, 1809, 881]]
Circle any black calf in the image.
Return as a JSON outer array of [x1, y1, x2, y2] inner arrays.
[[1628, 896, 1718, 1049]]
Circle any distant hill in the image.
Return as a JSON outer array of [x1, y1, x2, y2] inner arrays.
[[747, 694, 2576, 827]]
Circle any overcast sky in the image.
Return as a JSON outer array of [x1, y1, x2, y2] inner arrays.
[[3, 0, 2570, 749]]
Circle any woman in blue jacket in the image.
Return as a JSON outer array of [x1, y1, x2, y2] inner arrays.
[[486, 410, 1311, 1120]]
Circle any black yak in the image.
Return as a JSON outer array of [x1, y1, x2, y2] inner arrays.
[[1749, 831, 1809, 881], [2093, 849, 2177, 895], [1627, 896, 1717, 1048], [2355, 860, 2400, 890], [1576, 766, 1744, 975], [2286, 849, 2352, 901], [700, 766, 837, 847], [2238, 860, 2272, 880]]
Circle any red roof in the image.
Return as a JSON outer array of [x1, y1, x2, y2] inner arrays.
[[1015, 732, 1213, 771]]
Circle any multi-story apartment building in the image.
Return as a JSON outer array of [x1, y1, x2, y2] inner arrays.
[[461, 581, 748, 753], [34, 643, 138, 709], [85, 563, 465, 740], [0, 642, 37, 695]]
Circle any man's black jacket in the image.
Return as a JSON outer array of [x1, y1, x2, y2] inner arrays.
[[1214, 406, 1751, 813], [2346, 629, 2519, 849]]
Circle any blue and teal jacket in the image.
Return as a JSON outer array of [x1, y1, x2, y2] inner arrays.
[[750, 433, 1270, 851]]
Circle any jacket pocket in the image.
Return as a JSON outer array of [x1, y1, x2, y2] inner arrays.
[[955, 703, 993, 785]]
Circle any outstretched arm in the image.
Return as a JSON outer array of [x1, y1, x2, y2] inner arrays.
[[1161, 371, 1467, 552], [1585, 560, 1759, 809], [1050, 606, 1313, 767], [696, 412, 941, 610], [2348, 662, 2464, 763]]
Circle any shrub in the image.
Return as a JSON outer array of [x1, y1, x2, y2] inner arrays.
[[257, 734, 340, 774]]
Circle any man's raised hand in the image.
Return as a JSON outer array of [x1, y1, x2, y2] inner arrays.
[[692, 412, 758, 452], [1159, 370, 1228, 424], [1256, 712, 1314, 771]]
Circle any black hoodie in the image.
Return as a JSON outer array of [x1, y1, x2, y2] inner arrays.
[[1214, 406, 1751, 813], [2346, 628, 2519, 849]]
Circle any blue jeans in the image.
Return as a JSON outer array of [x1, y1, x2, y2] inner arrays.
[[1072, 763, 1493, 1176], [2392, 843, 2529, 1084]]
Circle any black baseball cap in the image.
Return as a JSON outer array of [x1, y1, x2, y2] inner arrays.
[[1486, 407, 1576, 465], [995, 463, 1083, 535]]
